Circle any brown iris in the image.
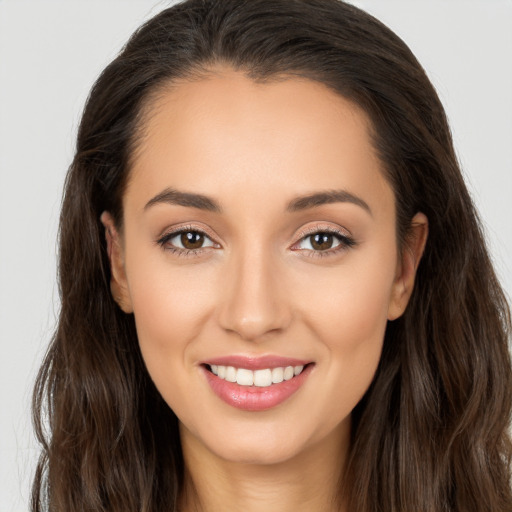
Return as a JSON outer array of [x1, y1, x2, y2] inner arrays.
[[310, 233, 335, 251], [181, 231, 205, 249]]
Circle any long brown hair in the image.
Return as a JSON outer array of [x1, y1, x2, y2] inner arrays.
[[32, 1, 512, 510]]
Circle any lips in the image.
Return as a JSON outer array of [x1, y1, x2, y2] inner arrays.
[[203, 355, 310, 370], [210, 364, 305, 386], [201, 356, 314, 411]]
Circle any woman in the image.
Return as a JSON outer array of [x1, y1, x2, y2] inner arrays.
[[32, 0, 512, 510]]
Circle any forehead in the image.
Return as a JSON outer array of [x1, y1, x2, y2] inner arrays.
[[126, 69, 394, 218]]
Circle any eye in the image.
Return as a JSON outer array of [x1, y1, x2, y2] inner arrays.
[[297, 232, 340, 251], [292, 228, 356, 255], [157, 228, 218, 253]]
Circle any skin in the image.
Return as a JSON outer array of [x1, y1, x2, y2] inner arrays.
[[102, 68, 427, 512]]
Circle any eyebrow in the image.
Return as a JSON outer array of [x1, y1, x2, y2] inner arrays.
[[144, 187, 222, 212], [286, 190, 372, 216], [144, 187, 371, 216]]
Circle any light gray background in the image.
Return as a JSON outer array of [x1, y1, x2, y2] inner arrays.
[[1, 1, 511, 510]]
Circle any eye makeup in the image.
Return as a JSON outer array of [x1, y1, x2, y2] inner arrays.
[[290, 225, 356, 259], [156, 224, 220, 258], [155, 222, 357, 260]]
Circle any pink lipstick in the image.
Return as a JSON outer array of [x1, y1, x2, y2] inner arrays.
[[201, 356, 313, 411]]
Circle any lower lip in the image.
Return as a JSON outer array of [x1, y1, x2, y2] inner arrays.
[[202, 364, 313, 411]]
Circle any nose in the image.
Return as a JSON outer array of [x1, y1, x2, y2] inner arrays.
[[217, 245, 292, 342]]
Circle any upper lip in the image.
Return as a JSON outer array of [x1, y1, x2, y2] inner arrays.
[[202, 355, 312, 370]]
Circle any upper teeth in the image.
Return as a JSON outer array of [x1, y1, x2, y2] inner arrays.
[[210, 365, 305, 387]]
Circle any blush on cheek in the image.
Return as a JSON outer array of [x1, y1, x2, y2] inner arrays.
[[131, 262, 215, 331], [304, 274, 390, 407], [313, 279, 390, 340]]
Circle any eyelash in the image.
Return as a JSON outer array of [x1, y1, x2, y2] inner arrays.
[[291, 226, 356, 258], [156, 225, 218, 258], [156, 225, 356, 258]]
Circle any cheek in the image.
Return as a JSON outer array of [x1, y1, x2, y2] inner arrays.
[[126, 262, 222, 425], [297, 247, 397, 404], [124, 249, 218, 377], [302, 251, 396, 346], [134, 275, 212, 341]]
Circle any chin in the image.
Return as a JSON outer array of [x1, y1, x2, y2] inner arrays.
[[212, 438, 307, 466], [183, 413, 334, 467], [180, 415, 304, 463]]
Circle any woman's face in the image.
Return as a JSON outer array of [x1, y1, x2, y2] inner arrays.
[[104, 69, 424, 465]]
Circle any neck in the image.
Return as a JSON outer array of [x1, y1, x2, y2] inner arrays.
[[178, 421, 350, 512]]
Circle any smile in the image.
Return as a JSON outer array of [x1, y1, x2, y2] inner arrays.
[[209, 364, 305, 387], [202, 357, 314, 411]]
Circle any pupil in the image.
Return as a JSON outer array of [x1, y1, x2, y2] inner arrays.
[[311, 233, 333, 251], [181, 231, 204, 249]]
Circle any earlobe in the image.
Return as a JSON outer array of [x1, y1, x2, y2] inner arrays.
[[387, 212, 428, 321], [100, 211, 133, 314]]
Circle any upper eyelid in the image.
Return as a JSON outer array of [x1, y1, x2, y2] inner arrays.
[[156, 223, 354, 249], [156, 228, 219, 255], [293, 224, 353, 241], [158, 223, 218, 242], [290, 224, 357, 254]]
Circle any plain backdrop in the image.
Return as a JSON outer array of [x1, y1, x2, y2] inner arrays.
[[1, 1, 511, 510]]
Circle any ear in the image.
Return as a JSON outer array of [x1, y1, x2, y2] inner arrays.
[[387, 212, 428, 321], [100, 211, 133, 314]]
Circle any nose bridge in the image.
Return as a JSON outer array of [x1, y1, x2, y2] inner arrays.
[[218, 240, 291, 341]]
